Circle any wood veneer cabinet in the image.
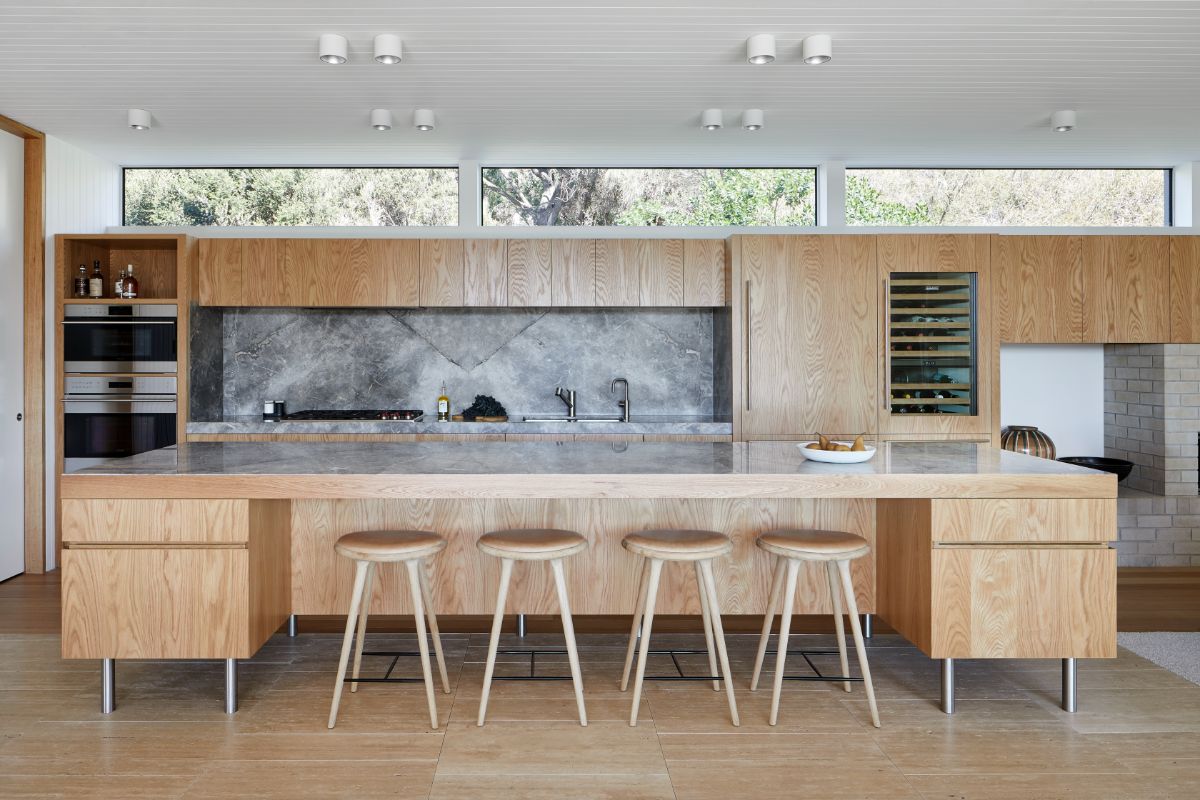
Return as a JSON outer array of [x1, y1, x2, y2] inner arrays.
[[1082, 235, 1170, 343], [506, 239, 553, 306], [1170, 236, 1200, 342], [877, 235, 993, 436], [734, 235, 878, 438], [992, 235, 1085, 343]]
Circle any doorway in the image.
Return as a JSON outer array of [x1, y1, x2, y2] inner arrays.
[[0, 129, 24, 580]]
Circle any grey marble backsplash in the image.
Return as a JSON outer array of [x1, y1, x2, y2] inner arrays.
[[190, 307, 730, 421]]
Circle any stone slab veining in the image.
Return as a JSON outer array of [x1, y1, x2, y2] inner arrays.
[[186, 414, 731, 436]]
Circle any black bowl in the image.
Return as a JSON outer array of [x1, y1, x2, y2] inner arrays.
[[1057, 456, 1134, 482]]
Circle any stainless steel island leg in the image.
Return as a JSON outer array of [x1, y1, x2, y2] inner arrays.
[[861, 613, 873, 639], [940, 658, 955, 714], [517, 613, 526, 638], [287, 614, 297, 637], [1062, 657, 1077, 713], [101, 658, 116, 714], [224, 659, 238, 714]]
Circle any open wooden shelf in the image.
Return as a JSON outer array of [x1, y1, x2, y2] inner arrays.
[[60, 236, 183, 301], [63, 297, 179, 305]]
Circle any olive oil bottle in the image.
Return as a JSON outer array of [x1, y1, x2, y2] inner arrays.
[[437, 383, 450, 422]]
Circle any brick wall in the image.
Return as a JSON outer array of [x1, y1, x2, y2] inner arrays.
[[1117, 494, 1200, 567]]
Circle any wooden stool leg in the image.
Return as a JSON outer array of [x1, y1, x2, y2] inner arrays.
[[404, 560, 439, 730], [836, 559, 880, 728], [699, 559, 740, 727], [825, 560, 852, 693], [694, 561, 721, 691], [328, 560, 369, 729], [629, 558, 663, 726], [551, 558, 588, 727], [350, 561, 376, 693], [478, 557, 514, 727], [620, 557, 651, 691], [751, 556, 786, 692], [418, 560, 451, 694], [769, 559, 800, 726]]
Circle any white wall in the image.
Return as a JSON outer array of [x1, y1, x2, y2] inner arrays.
[[1000, 344, 1106, 457], [43, 136, 121, 569], [0, 131, 25, 580]]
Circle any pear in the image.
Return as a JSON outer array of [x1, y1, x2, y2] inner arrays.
[[818, 433, 831, 450], [851, 435, 866, 452]]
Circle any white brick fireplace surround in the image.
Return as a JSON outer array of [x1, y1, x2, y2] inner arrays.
[[1105, 344, 1200, 566]]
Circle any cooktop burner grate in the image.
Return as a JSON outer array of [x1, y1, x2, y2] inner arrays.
[[283, 409, 424, 421]]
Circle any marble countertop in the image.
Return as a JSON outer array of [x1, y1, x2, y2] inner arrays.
[[186, 415, 732, 436], [64, 441, 1116, 501]]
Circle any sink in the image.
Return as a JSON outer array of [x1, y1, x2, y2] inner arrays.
[[522, 416, 626, 423]]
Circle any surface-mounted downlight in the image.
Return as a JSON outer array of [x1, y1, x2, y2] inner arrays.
[[801, 34, 833, 64], [701, 108, 723, 131], [127, 108, 152, 130], [374, 34, 402, 64], [742, 109, 764, 131], [370, 109, 393, 131], [746, 34, 776, 65], [319, 33, 348, 64], [1051, 109, 1076, 133], [413, 109, 436, 131]]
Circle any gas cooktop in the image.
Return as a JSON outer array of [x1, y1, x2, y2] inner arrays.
[[283, 409, 424, 421]]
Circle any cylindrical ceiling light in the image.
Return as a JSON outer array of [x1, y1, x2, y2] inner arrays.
[[374, 34, 402, 64], [127, 108, 152, 130], [370, 109, 393, 131], [801, 34, 833, 64], [413, 109, 436, 131], [746, 34, 776, 65], [318, 33, 348, 64], [701, 108, 723, 131], [742, 109, 764, 131], [1051, 109, 1076, 132]]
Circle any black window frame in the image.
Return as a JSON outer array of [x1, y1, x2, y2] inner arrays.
[[121, 165, 461, 227]]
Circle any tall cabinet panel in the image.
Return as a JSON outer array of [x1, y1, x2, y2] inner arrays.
[[1170, 237, 1200, 343], [878, 235, 992, 435], [992, 236, 1084, 343], [1082, 236, 1170, 343], [735, 235, 878, 438]]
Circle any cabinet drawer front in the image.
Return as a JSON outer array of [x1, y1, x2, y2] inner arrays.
[[930, 498, 1114, 543], [62, 499, 250, 544], [61, 547, 248, 659], [931, 545, 1115, 659]]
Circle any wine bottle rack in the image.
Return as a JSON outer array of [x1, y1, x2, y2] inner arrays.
[[887, 272, 978, 416]]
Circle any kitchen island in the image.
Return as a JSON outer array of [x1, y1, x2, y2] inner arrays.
[[60, 440, 1117, 713]]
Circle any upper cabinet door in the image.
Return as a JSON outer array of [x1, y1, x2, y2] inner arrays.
[[595, 239, 641, 306], [1170, 237, 1200, 343], [463, 239, 507, 306], [737, 235, 878, 437], [507, 239, 553, 306], [241, 239, 286, 305], [638, 239, 685, 306], [551, 240, 596, 306], [683, 239, 727, 306], [1082, 236, 1170, 343], [365, 240, 420, 307], [992, 236, 1084, 343], [197, 239, 244, 306], [420, 239, 465, 307]]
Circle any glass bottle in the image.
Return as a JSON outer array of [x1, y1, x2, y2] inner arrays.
[[113, 268, 126, 299], [73, 265, 88, 298], [437, 383, 450, 422], [123, 264, 139, 298], [88, 261, 104, 298]]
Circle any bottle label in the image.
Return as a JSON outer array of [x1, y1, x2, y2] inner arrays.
[[438, 400, 448, 413]]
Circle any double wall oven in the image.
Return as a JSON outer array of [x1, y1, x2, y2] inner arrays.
[[61, 305, 178, 472]]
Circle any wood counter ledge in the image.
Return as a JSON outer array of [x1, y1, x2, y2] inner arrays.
[[60, 440, 1115, 500]]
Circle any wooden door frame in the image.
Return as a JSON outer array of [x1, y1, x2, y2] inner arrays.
[[1, 114, 46, 574]]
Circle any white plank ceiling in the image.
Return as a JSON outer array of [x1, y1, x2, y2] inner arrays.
[[0, 0, 1198, 166]]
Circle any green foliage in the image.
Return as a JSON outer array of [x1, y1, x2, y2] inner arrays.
[[844, 174, 932, 225], [123, 168, 458, 226]]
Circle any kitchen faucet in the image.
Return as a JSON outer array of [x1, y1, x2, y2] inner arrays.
[[611, 378, 630, 422], [554, 387, 577, 419]]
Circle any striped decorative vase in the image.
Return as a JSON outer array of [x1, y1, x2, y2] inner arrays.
[[1000, 425, 1056, 460]]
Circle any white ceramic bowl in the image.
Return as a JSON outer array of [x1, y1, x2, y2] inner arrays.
[[797, 442, 877, 463]]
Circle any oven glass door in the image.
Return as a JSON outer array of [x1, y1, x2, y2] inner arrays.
[[62, 401, 176, 470], [62, 320, 177, 372]]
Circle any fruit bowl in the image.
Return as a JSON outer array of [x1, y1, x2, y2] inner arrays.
[[798, 442, 877, 463]]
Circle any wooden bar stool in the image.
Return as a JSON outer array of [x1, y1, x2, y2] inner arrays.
[[749, 529, 880, 728], [328, 530, 451, 730], [620, 530, 740, 727], [477, 529, 589, 727]]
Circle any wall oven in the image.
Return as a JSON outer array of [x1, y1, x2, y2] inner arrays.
[[62, 304, 177, 373], [62, 376, 177, 472]]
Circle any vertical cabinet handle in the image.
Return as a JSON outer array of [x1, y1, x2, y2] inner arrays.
[[882, 277, 891, 411], [744, 279, 752, 411]]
